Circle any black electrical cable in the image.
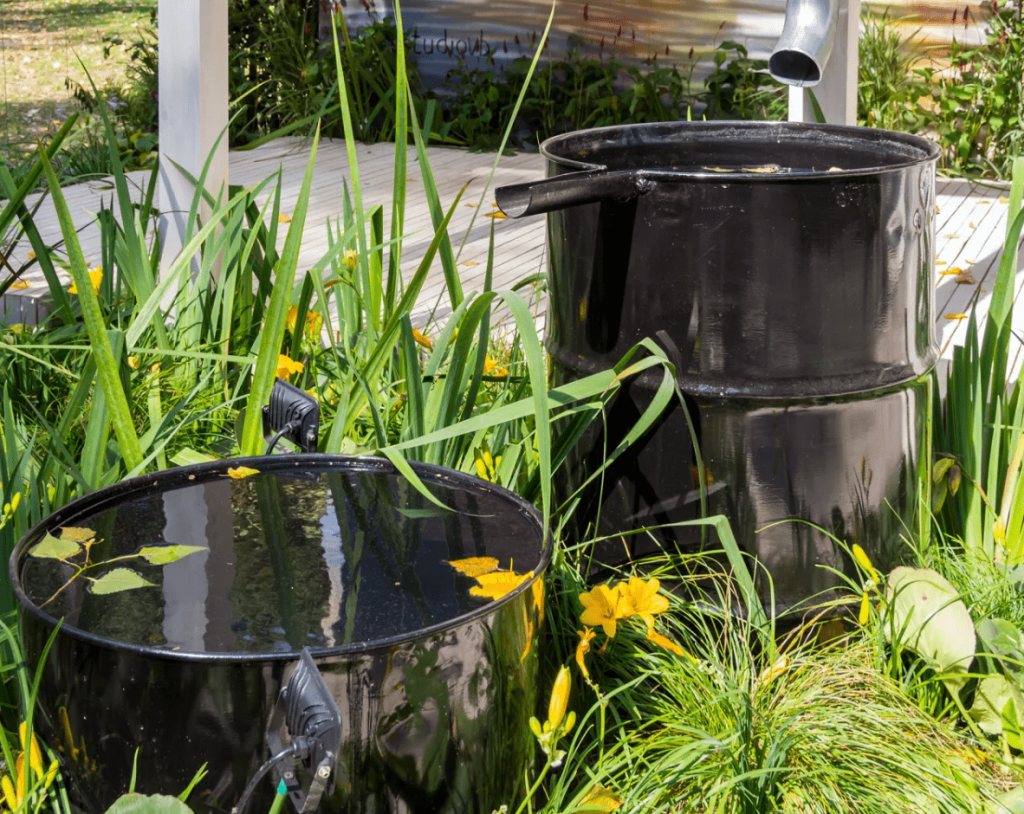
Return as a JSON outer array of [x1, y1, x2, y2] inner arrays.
[[266, 421, 299, 455], [231, 737, 311, 814]]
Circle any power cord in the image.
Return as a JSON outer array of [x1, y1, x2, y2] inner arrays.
[[265, 421, 300, 455], [231, 737, 312, 814]]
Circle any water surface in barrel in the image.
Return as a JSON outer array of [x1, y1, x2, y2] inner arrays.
[[19, 465, 542, 654]]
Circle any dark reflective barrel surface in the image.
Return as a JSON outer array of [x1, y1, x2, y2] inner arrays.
[[13, 456, 548, 814], [538, 122, 939, 612]]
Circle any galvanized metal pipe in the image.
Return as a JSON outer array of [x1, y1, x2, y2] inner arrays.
[[769, 0, 840, 87]]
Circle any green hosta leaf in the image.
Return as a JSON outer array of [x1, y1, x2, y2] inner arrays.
[[137, 545, 206, 566], [104, 793, 194, 814], [988, 786, 1024, 814], [90, 569, 155, 595], [885, 567, 976, 691], [970, 674, 1024, 738], [29, 534, 82, 561], [1003, 696, 1022, 750], [977, 618, 1024, 677]]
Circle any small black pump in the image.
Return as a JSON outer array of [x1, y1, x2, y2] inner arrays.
[[262, 378, 319, 454]]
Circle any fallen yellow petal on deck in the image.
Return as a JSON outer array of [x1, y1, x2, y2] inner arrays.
[[945, 313, 969, 321], [9, 280, 29, 289], [278, 213, 292, 223], [999, 196, 1010, 204], [462, 261, 480, 267], [485, 212, 507, 220], [465, 203, 478, 208], [939, 267, 963, 275], [955, 272, 977, 285], [943, 234, 960, 239]]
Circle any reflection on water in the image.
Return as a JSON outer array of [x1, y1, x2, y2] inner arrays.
[[323, 0, 787, 88], [21, 466, 544, 654]]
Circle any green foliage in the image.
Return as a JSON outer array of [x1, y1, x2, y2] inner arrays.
[[858, 6, 1024, 178], [698, 41, 786, 122]]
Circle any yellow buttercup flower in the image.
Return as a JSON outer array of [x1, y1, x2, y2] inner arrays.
[[617, 576, 669, 631], [68, 266, 103, 295], [579, 584, 626, 639], [576, 627, 596, 680], [276, 354, 304, 380]]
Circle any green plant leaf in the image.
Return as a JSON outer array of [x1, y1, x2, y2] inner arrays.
[[28, 534, 81, 561], [977, 617, 1024, 677], [885, 567, 976, 690], [970, 674, 1024, 737], [104, 793, 194, 814], [137, 545, 206, 566], [90, 569, 156, 595]]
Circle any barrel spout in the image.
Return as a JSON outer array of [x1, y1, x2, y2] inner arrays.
[[768, 0, 839, 87]]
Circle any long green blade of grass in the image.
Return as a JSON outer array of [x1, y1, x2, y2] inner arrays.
[[37, 147, 144, 474]]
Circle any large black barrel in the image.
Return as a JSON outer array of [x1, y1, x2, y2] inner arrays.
[[498, 121, 939, 613]]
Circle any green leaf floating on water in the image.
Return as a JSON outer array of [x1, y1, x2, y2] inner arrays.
[[29, 533, 82, 560], [90, 569, 155, 595], [137, 545, 206, 565]]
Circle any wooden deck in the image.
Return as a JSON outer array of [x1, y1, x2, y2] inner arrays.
[[2, 137, 1023, 377]]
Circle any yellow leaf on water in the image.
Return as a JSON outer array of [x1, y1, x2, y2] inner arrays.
[[470, 569, 533, 600], [226, 466, 260, 479], [742, 166, 780, 173], [29, 534, 82, 561], [447, 557, 500, 577], [702, 166, 734, 173], [60, 527, 96, 543], [945, 313, 969, 320]]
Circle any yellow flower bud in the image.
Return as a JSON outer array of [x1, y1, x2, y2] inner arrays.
[[548, 665, 571, 730]]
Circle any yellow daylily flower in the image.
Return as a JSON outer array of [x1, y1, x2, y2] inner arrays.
[[579, 584, 626, 639], [532, 577, 545, 624], [446, 557, 499, 578], [412, 328, 433, 350], [68, 267, 103, 295], [859, 591, 871, 625], [344, 250, 358, 272], [226, 466, 260, 480], [576, 627, 596, 680], [2, 723, 59, 812], [276, 354, 304, 380], [617, 576, 669, 631], [470, 569, 532, 600]]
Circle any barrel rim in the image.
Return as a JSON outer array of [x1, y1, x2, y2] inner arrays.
[[11, 454, 552, 664], [539, 120, 942, 179]]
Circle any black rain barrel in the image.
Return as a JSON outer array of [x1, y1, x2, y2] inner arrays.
[[12, 455, 550, 814], [496, 121, 939, 613]]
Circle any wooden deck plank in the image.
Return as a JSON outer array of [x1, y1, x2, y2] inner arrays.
[[4, 137, 1022, 380]]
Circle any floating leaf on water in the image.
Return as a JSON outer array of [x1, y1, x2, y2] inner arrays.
[[89, 569, 155, 595], [226, 466, 260, 479], [742, 166, 780, 173], [60, 526, 96, 543], [137, 544, 206, 566], [702, 166, 734, 173], [470, 569, 533, 600], [447, 556, 500, 577], [29, 533, 82, 561]]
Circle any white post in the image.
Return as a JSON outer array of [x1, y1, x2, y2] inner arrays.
[[788, 0, 859, 126], [157, 0, 229, 278]]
